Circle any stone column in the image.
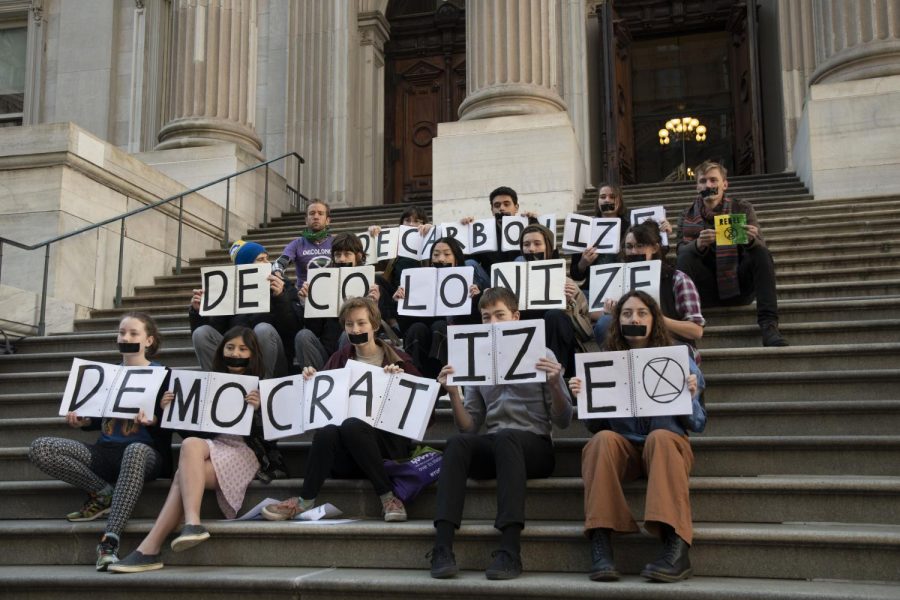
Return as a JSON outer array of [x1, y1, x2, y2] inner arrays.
[[810, 0, 900, 84], [457, 0, 567, 120], [356, 8, 389, 205], [776, 0, 816, 163], [156, 0, 262, 156]]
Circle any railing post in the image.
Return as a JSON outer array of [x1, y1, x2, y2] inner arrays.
[[0, 240, 3, 287], [223, 178, 231, 248], [263, 166, 269, 228], [296, 157, 302, 208], [176, 195, 184, 275], [115, 218, 126, 308], [38, 245, 50, 337]]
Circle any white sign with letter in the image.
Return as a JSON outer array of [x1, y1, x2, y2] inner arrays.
[[446, 319, 547, 386], [162, 370, 259, 436], [561, 214, 622, 255], [587, 260, 661, 310], [490, 259, 567, 310], [397, 266, 474, 317], [630, 205, 669, 246], [59, 359, 168, 420], [200, 264, 271, 316], [305, 266, 376, 318]]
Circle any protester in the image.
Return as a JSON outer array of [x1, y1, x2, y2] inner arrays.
[[676, 160, 788, 346], [263, 297, 426, 523], [110, 326, 264, 573], [28, 313, 171, 571], [570, 290, 705, 583], [429, 287, 573, 580], [276, 200, 334, 288]]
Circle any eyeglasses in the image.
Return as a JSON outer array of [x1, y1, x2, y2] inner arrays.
[[624, 243, 648, 251]]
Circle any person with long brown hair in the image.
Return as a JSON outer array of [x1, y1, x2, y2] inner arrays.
[[569, 290, 706, 584], [111, 326, 263, 573]]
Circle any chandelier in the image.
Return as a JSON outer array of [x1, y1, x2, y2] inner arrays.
[[658, 116, 707, 180]]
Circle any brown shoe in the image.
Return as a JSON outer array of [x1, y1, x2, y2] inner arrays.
[[261, 497, 310, 521]]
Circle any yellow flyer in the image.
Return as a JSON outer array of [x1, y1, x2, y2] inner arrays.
[[715, 214, 747, 245]]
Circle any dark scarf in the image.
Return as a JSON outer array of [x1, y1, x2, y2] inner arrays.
[[301, 227, 330, 243], [680, 196, 740, 300]]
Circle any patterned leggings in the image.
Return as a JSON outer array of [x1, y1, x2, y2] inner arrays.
[[28, 437, 161, 536]]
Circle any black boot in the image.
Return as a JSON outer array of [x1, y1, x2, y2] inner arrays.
[[760, 321, 789, 347], [641, 525, 692, 582], [588, 528, 619, 581]]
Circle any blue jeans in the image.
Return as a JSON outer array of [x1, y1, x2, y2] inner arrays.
[[593, 314, 614, 348]]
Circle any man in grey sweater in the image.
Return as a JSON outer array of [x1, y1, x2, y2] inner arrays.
[[429, 287, 573, 580]]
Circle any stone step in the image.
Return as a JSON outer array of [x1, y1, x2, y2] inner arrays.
[[0, 347, 199, 374], [12, 329, 193, 355], [1, 519, 897, 582], [700, 320, 900, 348], [773, 251, 900, 273], [2, 474, 898, 525], [702, 369, 900, 403], [587, 193, 898, 216], [764, 238, 894, 258], [2, 567, 897, 600], [702, 296, 900, 327], [74, 314, 188, 333], [3, 435, 900, 481], [698, 343, 900, 374]]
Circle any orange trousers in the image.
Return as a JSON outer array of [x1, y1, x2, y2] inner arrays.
[[582, 428, 694, 544]]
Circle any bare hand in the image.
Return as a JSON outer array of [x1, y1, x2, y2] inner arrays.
[[521, 210, 539, 220], [368, 225, 382, 238], [535, 357, 563, 384], [419, 223, 435, 236], [746, 224, 760, 242], [66, 412, 91, 428], [297, 281, 310, 300], [245, 389, 261, 409], [658, 219, 673, 235], [458, 217, 474, 226], [268, 273, 285, 297], [368, 285, 381, 302], [468, 284, 481, 298], [438, 365, 459, 394], [579, 246, 598, 269], [687, 374, 698, 396], [383, 364, 404, 375], [601, 297, 617, 314], [568, 377, 582, 396], [190, 289, 203, 311], [160, 391, 175, 409], [564, 281, 579, 303], [696, 229, 716, 250], [393, 287, 406, 301], [135, 408, 155, 426], [302, 366, 317, 380]]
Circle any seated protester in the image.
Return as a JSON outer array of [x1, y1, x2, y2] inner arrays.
[[570, 290, 706, 583], [392, 237, 482, 378], [275, 200, 333, 288], [294, 232, 389, 370], [429, 287, 573, 581], [515, 223, 588, 377], [472, 185, 539, 277], [570, 183, 674, 286], [263, 297, 425, 523], [110, 327, 264, 573], [28, 312, 172, 571], [593, 220, 705, 356], [377, 205, 433, 293], [189, 241, 298, 378], [676, 160, 788, 347]]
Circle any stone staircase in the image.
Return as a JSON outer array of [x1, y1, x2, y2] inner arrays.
[[1, 174, 899, 599]]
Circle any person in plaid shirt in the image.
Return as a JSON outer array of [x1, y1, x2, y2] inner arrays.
[[592, 220, 705, 359]]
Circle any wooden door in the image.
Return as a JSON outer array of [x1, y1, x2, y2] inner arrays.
[[599, 2, 635, 185], [385, 54, 465, 204], [728, 0, 765, 175]]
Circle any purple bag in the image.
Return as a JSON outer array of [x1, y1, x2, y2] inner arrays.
[[382, 451, 442, 504]]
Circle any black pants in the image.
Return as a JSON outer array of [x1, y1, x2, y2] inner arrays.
[[301, 417, 408, 499], [434, 429, 555, 531], [676, 243, 780, 325], [402, 318, 447, 379]]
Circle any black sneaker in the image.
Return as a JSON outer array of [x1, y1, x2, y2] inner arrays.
[[108, 550, 163, 573], [170, 524, 210, 552], [485, 549, 522, 580], [95, 535, 119, 571], [427, 545, 458, 579], [761, 322, 789, 347]]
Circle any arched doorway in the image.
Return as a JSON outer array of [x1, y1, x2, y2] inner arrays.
[[383, 0, 465, 204]]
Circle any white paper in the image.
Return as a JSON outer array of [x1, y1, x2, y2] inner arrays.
[[345, 360, 387, 426], [397, 225, 424, 260], [500, 215, 529, 251], [398, 267, 437, 317], [446, 323, 494, 386], [418, 223, 440, 260], [538, 213, 557, 248], [562, 213, 594, 254], [163, 370, 207, 432], [339, 265, 375, 303], [374, 227, 399, 262], [200, 266, 233, 316], [591, 218, 622, 255], [439, 221, 471, 254], [303, 369, 350, 432], [259, 374, 305, 440], [468, 218, 498, 255], [59, 360, 166, 420], [297, 502, 344, 521], [304, 268, 341, 318], [490, 262, 527, 310], [60, 359, 120, 418], [575, 351, 632, 419], [524, 259, 567, 310], [200, 372, 258, 436], [631, 345, 692, 417], [375, 372, 440, 440], [587, 260, 661, 309], [357, 232, 376, 265], [435, 266, 473, 317], [103, 366, 168, 420], [630, 205, 669, 246], [233, 264, 271, 315], [495, 319, 547, 385]]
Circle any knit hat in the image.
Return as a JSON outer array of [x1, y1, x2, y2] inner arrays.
[[233, 241, 267, 265]]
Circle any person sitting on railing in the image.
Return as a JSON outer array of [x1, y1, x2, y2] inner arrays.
[[275, 199, 333, 288], [293, 233, 391, 371], [189, 241, 298, 379]]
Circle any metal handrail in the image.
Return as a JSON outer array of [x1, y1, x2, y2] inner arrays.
[[0, 151, 305, 336]]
